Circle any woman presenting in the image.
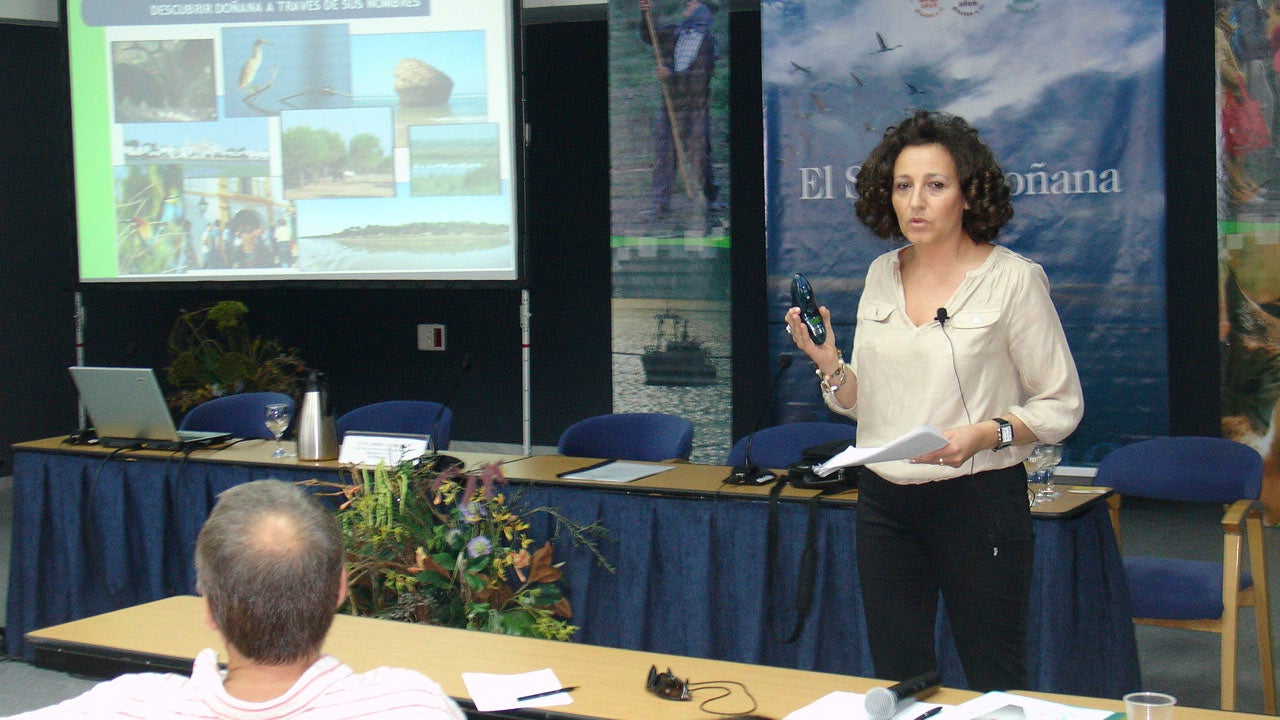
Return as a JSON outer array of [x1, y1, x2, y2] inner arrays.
[[784, 110, 1083, 691]]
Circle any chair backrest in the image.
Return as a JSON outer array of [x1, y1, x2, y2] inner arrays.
[[178, 392, 295, 440], [335, 400, 452, 450], [1094, 436, 1263, 503], [726, 421, 858, 469], [557, 412, 694, 462]]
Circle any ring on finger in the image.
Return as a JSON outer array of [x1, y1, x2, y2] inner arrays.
[[937, 459, 945, 465], [785, 326, 794, 335]]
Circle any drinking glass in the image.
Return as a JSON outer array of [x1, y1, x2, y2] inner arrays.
[[1033, 443, 1065, 501], [1025, 444, 1049, 506], [264, 403, 292, 458], [1123, 692, 1176, 720]]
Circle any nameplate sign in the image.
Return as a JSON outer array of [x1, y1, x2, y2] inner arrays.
[[338, 431, 431, 467]]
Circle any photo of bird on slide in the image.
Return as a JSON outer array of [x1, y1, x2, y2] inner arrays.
[[222, 25, 354, 118]]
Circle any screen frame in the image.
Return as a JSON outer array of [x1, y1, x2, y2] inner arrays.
[[63, 0, 527, 289]]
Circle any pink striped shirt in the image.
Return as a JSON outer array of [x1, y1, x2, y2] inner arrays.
[[5, 649, 466, 720]]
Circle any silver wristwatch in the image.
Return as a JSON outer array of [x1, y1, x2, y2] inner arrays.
[[992, 418, 1014, 450]]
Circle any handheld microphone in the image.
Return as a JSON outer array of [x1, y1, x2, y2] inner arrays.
[[935, 307, 949, 327], [727, 353, 793, 485], [424, 352, 473, 472], [864, 670, 943, 720]]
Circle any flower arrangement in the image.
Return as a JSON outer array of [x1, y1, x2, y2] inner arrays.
[[163, 300, 310, 413], [301, 459, 610, 641]]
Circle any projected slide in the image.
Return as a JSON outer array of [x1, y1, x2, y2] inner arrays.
[[68, 0, 519, 282]]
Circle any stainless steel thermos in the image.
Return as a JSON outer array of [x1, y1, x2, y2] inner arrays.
[[295, 371, 338, 461]]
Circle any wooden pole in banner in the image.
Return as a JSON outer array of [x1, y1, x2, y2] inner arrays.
[[643, 6, 697, 200]]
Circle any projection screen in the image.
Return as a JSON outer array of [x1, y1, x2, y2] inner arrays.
[[67, 0, 521, 283]]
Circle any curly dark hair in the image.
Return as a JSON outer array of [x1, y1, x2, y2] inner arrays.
[[854, 110, 1013, 244]]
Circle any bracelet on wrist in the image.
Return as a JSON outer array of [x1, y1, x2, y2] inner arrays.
[[817, 358, 847, 393]]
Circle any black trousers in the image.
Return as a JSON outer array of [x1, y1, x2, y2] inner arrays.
[[856, 464, 1033, 691]]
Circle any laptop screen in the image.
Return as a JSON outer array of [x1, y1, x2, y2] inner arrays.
[[69, 366, 228, 447]]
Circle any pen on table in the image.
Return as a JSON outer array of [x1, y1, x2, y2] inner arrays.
[[517, 686, 579, 702], [910, 706, 943, 720]]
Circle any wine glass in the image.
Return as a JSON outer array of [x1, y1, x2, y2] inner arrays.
[[1025, 444, 1050, 506], [1033, 443, 1065, 501], [264, 403, 292, 458]]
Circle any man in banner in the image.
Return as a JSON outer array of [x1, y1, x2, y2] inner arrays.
[[638, 0, 722, 217]]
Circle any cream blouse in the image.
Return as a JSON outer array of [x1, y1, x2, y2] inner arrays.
[[824, 244, 1084, 484]]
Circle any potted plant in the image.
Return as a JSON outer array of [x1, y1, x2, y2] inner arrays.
[[164, 300, 309, 413], [302, 459, 610, 641]]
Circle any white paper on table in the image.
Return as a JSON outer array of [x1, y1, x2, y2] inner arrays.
[[557, 460, 675, 482], [461, 668, 572, 712], [783, 691, 948, 720], [944, 691, 1120, 720], [813, 425, 948, 476]]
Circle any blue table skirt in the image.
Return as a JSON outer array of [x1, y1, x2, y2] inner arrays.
[[5, 449, 1140, 697]]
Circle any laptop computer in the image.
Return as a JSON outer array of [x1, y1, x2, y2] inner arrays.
[[69, 366, 231, 450]]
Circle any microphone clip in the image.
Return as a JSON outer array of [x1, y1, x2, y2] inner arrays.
[[726, 464, 777, 486]]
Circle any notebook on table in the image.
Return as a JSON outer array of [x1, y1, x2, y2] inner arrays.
[[69, 366, 231, 450]]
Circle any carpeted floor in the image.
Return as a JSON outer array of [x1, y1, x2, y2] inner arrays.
[[0, 480, 1276, 715]]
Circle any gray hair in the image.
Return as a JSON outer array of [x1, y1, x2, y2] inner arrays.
[[195, 480, 343, 664]]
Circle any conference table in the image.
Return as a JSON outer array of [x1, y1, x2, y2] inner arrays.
[[5, 437, 1140, 699], [26, 595, 1244, 720], [25, 596, 1214, 720]]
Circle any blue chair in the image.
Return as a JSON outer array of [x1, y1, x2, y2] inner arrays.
[[335, 400, 452, 450], [1095, 436, 1276, 712], [179, 392, 295, 440], [557, 412, 693, 462], [726, 421, 857, 470]]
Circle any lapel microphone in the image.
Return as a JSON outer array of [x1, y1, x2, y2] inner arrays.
[[934, 305, 974, 470]]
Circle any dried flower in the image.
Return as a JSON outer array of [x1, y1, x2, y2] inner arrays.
[[298, 458, 610, 641], [163, 301, 308, 413], [466, 535, 492, 558]]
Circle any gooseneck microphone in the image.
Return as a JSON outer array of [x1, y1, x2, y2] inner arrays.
[[864, 669, 943, 720], [727, 353, 793, 485], [425, 352, 473, 472]]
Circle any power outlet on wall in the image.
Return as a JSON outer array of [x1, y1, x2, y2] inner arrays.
[[417, 324, 446, 351]]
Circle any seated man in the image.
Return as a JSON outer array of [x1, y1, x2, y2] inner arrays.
[[9, 480, 465, 719]]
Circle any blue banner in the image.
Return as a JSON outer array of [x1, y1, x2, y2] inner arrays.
[[1216, 0, 1280, 519], [763, 0, 1167, 465]]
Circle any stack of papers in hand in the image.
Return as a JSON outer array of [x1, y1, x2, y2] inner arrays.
[[813, 425, 948, 477]]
